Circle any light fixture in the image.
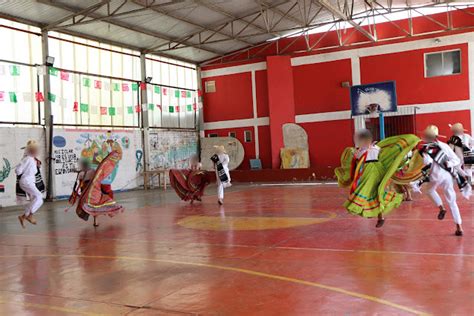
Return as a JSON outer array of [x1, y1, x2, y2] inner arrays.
[[45, 56, 55, 67], [434, 38, 441, 44], [145, 76, 152, 83]]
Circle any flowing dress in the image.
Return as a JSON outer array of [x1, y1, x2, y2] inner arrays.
[[169, 169, 210, 202], [335, 134, 420, 218], [76, 151, 123, 220]]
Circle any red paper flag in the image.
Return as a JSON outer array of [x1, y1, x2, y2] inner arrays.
[[35, 92, 44, 102], [122, 83, 129, 91], [197, 89, 202, 97], [0, 91, 4, 102], [156, 104, 162, 111], [192, 103, 197, 111], [60, 71, 69, 81], [176, 106, 180, 112], [100, 107, 107, 115], [135, 104, 141, 113], [140, 82, 146, 90], [181, 90, 186, 97], [73, 101, 79, 112], [94, 80, 102, 89], [162, 88, 167, 96]]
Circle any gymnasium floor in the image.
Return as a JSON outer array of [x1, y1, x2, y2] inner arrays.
[[0, 183, 472, 315]]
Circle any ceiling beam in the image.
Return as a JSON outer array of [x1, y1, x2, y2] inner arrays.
[[317, 0, 377, 41], [45, 0, 110, 30], [146, 0, 290, 53], [131, 0, 253, 49], [37, 0, 223, 56]]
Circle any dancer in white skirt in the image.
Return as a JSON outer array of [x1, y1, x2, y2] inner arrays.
[[211, 145, 231, 205]]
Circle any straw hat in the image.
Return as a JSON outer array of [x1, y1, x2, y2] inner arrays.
[[423, 125, 439, 138], [213, 145, 226, 154], [449, 122, 465, 133], [24, 139, 39, 151]]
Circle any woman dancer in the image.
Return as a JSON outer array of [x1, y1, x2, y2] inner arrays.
[[67, 158, 95, 220], [15, 140, 45, 228], [76, 151, 123, 227], [335, 130, 419, 227], [211, 145, 231, 205], [169, 154, 210, 204]]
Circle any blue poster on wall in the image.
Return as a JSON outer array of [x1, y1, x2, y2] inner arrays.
[[350, 81, 397, 116]]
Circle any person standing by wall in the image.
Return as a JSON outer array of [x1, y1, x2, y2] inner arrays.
[[15, 140, 44, 228]]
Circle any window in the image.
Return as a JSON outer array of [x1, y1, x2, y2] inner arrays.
[[208, 133, 218, 137], [244, 130, 252, 142], [228, 132, 236, 138], [425, 50, 461, 78]]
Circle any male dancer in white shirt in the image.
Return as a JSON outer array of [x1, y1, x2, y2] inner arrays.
[[212, 145, 231, 205], [16, 140, 44, 228], [417, 125, 471, 236], [448, 122, 474, 183]]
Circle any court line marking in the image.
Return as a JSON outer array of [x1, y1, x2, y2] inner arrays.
[[0, 254, 430, 316], [0, 298, 106, 316], [2, 233, 472, 257]]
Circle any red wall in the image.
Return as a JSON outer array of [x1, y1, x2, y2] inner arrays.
[[360, 44, 470, 105], [202, 72, 254, 122], [201, 16, 474, 177], [293, 59, 352, 114]]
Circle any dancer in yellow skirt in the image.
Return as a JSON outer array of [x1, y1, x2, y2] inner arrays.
[[335, 130, 420, 227]]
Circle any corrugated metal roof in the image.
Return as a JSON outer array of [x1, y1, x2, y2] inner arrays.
[[0, 0, 465, 64]]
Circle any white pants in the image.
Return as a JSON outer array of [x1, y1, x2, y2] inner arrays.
[[19, 180, 43, 216], [216, 174, 231, 200], [426, 172, 462, 225]]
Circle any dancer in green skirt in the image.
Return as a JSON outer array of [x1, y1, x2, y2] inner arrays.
[[335, 130, 420, 227]]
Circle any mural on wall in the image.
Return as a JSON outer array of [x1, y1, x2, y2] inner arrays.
[[53, 129, 141, 197], [148, 131, 198, 170], [281, 123, 310, 169], [200, 137, 244, 171], [0, 158, 11, 193], [280, 148, 310, 169]]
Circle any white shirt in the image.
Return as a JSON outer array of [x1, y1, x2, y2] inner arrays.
[[355, 144, 380, 161], [458, 133, 474, 150], [216, 153, 230, 174], [423, 140, 461, 182], [15, 155, 37, 183]]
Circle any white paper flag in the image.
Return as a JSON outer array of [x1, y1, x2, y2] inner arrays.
[[23, 92, 33, 102], [0, 65, 5, 76], [90, 105, 99, 114], [60, 97, 68, 108], [117, 107, 123, 115], [104, 82, 110, 91]]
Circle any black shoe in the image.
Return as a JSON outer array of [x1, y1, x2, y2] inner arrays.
[[455, 230, 463, 236], [375, 218, 385, 228], [437, 209, 446, 220]]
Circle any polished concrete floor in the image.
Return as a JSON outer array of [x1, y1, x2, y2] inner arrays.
[[0, 183, 472, 315]]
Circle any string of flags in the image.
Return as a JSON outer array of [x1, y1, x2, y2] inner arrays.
[[1, 64, 201, 115]]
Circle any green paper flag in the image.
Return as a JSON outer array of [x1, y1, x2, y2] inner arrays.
[[174, 90, 179, 98], [154, 86, 161, 94], [109, 107, 116, 116], [169, 106, 174, 113], [83, 78, 91, 87], [80, 103, 89, 112], [47, 92, 56, 102], [187, 104, 192, 112], [186, 91, 191, 98], [148, 103, 154, 110], [48, 67, 58, 76], [9, 92, 17, 103], [113, 83, 120, 91], [10, 65, 20, 76], [127, 106, 134, 114], [132, 83, 138, 91]]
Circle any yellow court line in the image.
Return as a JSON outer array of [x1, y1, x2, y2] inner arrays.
[[3, 233, 472, 257], [0, 254, 430, 316], [0, 298, 107, 316]]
